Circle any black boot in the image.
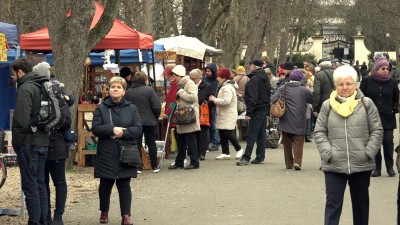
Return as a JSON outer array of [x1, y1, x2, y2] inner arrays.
[[371, 170, 381, 177], [388, 168, 396, 177]]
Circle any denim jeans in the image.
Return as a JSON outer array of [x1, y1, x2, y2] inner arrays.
[[209, 107, 220, 147], [242, 110, 267, 161], [45, 159, 67, 221], [16, 144, 48, 225]]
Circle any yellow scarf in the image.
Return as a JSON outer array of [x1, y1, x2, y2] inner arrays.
[[329, 90, 360, 118]]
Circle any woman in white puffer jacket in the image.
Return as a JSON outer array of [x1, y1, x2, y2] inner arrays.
[[209, 67, 243, 160]]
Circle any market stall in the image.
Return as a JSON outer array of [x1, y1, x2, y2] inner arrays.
[[19, 2, 156, 166]]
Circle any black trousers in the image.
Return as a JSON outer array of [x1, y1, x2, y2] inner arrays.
[[375, 129, 394, 171], [137, 125, 158, 169], [99, 178, 132, 216], [324, 171, 371, 225], [175, 132, 199, 167], [45, 159, 67, 220], [398, 176, 400, 225], [219, 129, 241, 155], [242, 110, 267, 161], [196, 126, 210, 157]]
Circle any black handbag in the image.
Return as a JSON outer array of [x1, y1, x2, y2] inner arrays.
[[173, 104, 196, 125], [118, 144, 142, 167], [108, 108, 142, 167]]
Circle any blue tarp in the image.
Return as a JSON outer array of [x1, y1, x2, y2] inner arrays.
[[0, 22, 19, 46]]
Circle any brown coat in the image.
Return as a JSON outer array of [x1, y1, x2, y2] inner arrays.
[[176, 76, 200, 134]]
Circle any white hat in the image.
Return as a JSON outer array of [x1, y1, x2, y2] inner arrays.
[[172, 65, 186, 77]]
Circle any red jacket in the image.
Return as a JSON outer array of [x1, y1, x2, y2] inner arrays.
[[164, 80, 179, 127]]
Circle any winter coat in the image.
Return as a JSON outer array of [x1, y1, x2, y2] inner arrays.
[[48, 91, 75, 161], [314, 91, 383, 175], [164, 80, 179, 128], [271, 81, 312, 135], [92, 96, 142, 179], [389, 64, 400, 84], [244, 68, 271, 118], [214, 80, 239, 130], [204, 63, 218, 95], [12, 72, 49, 150], [176, 76, 200, 134], [359, 76, 399, 129], [233, 74, 249, 98], [125, 82, 161, 126], [312, 66, 335, 113]]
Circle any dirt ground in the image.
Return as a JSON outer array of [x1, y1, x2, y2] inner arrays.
[[1, 140, 399, 225]]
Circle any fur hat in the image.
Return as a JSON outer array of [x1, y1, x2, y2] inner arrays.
[[250, 59, 263, 67], [33, 61, 51, 78], [373, 57, 389, 71], [282, 62, 294, 70], [172, 65, 186, 77], [289, 69, 305, 81], [120, 67, 132, 78]]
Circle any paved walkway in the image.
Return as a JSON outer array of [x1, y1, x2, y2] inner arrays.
[[64, 138, 399, 225]]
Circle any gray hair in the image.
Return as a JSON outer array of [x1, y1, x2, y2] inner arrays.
[[33, 61, 51, 78], [189, 68, 203, 79], [333, 65, 357, 85]]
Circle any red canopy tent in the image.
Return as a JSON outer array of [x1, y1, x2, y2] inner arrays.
[[20, 2, 154, 51]]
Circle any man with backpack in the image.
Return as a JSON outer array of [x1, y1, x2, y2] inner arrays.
[[11, 58, 50, 225], [33, 62, 75, 225]]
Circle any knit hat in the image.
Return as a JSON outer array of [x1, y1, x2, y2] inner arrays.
[[172, 65, 186, 77], [250, 59, 263, 67], [289, 69, 305, 81], [373, 57, 389, 71], [236, 66, 245, 73], [163, 66, 174, 77], [282, 62, 294, 70], [120, 67, 132, 78], [33, 61, 51, 78], [277, 69, 285, 75]]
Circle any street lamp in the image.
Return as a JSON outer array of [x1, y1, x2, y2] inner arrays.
[[385, 33, 390, 54]]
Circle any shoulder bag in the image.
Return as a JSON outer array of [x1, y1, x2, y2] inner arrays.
[[270, 84, 287, 118], [108, 108, 142, 167], [173, 104, 196, 125]]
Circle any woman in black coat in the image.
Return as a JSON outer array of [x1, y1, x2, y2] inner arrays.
[[190, 69, 213, 160], [360, 57, 399, 177], [92, 76, 142, 225]]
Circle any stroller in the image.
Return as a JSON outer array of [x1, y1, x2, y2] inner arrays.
[[265, 116, 282, 149]]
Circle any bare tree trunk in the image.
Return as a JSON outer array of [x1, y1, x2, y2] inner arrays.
[[46, 0, 121, 169], [181, 0, 210, 40]]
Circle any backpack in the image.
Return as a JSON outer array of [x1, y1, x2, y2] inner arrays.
[[30, 81, 72, 132]]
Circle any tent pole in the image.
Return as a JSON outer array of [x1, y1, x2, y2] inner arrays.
[[115, 50, 120, 65], [152, 49, 156, 89]]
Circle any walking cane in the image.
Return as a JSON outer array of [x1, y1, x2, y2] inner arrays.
[[160, 102, 176, 165]]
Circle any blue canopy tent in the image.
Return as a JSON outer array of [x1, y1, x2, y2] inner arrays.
[[0, 22, 19, 130], [0, 22, 19, 46]]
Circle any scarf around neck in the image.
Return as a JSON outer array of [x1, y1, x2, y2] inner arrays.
[[329, 90, 360, 118], [370, 69, 391, 83]]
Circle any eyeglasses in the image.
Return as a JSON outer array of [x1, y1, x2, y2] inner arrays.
[[379, 67, 389, 71], [336, 82, 355, 88]]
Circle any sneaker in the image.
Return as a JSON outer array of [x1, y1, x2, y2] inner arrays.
[[235, 149, 243, 159], [236, 158, 250, 166], [250, 158, 264, 164], [216, 154, 231, 160], [199, 155, 205, 161], [184, 164, 199, 170], [293, 163, 301, 170], [153, 167, 161, 173], [137, 170, 142, 174]]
